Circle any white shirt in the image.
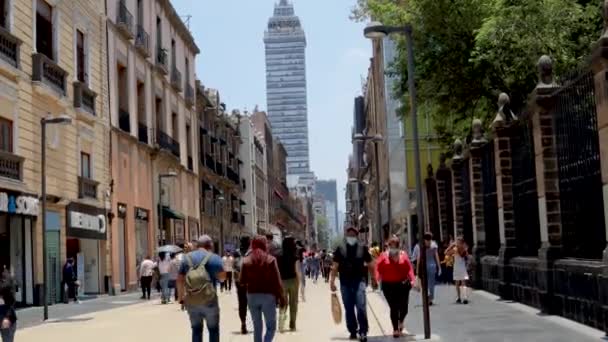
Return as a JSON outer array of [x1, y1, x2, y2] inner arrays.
[[158, 255, 172, 274], [223, 256, 234, 272], [139, 259, 155, 277]]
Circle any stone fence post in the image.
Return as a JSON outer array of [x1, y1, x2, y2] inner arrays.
[[436, 155, 453, 242], [451, 139, 465, 239], [469, 119, 488, 288]]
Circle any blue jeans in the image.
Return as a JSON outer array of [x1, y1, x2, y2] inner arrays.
[[340, 280, 368, 335], [248, 293, 277, 342], [426, 264, 437, 300], [1, 322, 16, 342], [186, 300, 220, 342], [159, 274, 170, 302]]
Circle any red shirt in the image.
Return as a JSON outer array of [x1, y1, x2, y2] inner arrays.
[[375, 251, 415, 284]]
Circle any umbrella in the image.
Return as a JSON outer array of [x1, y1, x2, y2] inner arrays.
[[157, 245, 182, 254]]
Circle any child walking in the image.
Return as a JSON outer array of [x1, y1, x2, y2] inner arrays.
[[446, 237, 470, 304]]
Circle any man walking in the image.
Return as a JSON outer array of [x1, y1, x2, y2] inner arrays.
[[330, 227, 375, 342], [234, 236, 251, 334], [178, 235, 226, 342], [138, 256, 155, 300]]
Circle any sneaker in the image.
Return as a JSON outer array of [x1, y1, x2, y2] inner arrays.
[[393, 330, 400, 338], [456, 298, 462, 304], [359, 333, 368, 342], [463, 299, 469, 304], [349, 333, 357, 340]]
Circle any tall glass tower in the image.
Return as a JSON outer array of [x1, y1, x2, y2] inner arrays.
[[264, 0, 310, 177]]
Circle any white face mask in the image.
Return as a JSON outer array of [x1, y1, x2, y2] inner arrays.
[[389, 248, 400, 258], [346, 237, 358, 246]]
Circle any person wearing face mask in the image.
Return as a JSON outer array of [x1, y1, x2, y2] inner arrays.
[[375, 237, 416, 338], [330, 227, 375, 342]]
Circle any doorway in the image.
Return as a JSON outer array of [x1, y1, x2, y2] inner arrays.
[[117, 216, 127, 291]]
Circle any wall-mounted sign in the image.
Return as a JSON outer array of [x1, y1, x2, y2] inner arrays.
[[135, 207, 149, 221], [70, 211, 106, 233], [66, 203, 107, 240], [0, 192, 39, 216]]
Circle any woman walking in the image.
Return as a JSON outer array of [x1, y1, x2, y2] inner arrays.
[[221, 252, 235, 293], [234, 236, 251, 334], [375, 237, 416, 338], [158, 252, 172, 304], [0, 268, 16, 342], [240, 236, 286, 342], [278, 236, 301, 332], [416, 233, 441, 305], [139, 256, 155, 300], [446, 237, 471, 304], [296, 241, 306, 302]]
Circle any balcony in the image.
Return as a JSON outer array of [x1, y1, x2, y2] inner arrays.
[[155, 48, 168, 75], [0, 150, 23, 181], [134, 25, 149, 57], [227, 166, 239, 184], [78, 176, 99, 199], [118, 108, 130, 133], [156, 129, 180, 158], [32, 53, 67, 96], [73, 82, 96, 115], [187, 156, 193, 171], [185, 84, 194, 108], [138, 121, 148, 144], [116, 0, 134, 39], [215, 161, 224, 176], [171, 67, 182, 92], [205, 154, 215, 171], [0, 27, 21, 69]]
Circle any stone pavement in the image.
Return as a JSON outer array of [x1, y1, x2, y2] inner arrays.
[[16, 282, 607, 341]]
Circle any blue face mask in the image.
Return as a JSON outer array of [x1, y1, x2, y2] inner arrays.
[[346, 237, 358, 246]]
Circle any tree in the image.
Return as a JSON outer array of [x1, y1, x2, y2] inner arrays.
[[316, 216, 330, 250], [352, 0, 602, 147]]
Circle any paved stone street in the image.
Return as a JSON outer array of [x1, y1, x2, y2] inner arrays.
[[16, 283, 606, 341]]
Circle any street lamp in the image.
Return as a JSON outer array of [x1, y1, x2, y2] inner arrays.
[[352, 133, 384, 247], [217, 193, 225, 255], [41, 114, 72, 321], [364, 21, 431, 338], [158, 171, 177, 245]]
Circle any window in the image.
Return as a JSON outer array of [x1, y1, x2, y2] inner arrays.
[[76, 30, 85, 82], [80, 152, 91, 179], [136, 0, 143, 26], [156, 16, 161, 47], [0, 0, 7, 29], [155, 97, 163, 131], [0, 118, 12, 153], [185, 57, 189, 84], [186, 123, 191, 156], [171, 112, 178, 139], [36, 0, 53, 60], [171, 39, 176, 67]]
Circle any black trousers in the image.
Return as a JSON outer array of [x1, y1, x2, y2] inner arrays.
[[140, 276, 152, 299], [236, 282, 248, 324], [221, 272, 233, 291], [381, 281, 411, 331]]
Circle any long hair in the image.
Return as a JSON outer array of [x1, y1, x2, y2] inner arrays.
[[282, 236, 296, 259], [250, 235, 268, 264]]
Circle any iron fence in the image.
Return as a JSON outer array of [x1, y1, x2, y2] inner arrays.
[[554, 69, 605, 259], [510, 119, 541, 256], [460, 160, 474, 248], [436, 167, 454, 242], [481, 142, 500, 255]]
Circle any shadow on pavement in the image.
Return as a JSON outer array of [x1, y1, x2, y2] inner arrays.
[[46, 317, 94, 324]]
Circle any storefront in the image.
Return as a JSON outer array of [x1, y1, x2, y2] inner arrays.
[[65, 202, 106, 296], [0, 191, 38, 306], [135, 207, 150, 267]]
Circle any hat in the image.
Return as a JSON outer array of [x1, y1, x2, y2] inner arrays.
[[345, 226, 359, 234]]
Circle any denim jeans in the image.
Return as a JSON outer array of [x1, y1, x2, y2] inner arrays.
[[186, 300, 220, 342], [426, 265, 437, 300], [0, 322, 16, 342], [159, 273, 170, 302], [248, 293, 277, 342], [340, 280, 368, 335]]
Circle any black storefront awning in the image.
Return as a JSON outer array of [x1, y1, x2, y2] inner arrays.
[[160, 205, 185, 220]]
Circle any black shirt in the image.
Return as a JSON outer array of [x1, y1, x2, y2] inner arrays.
[[0, 277, 16, 323], [333, 243, 372, 283], [278, 251, 298, 280]]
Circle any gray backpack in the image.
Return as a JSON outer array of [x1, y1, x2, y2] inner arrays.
[[183, 253, 216, 306]]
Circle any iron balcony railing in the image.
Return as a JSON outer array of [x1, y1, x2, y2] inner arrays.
[[185, 84, 194, 108], [116, 0, 134, 39], [73, 81, 96, 115], [138, 121, 148, 144], [0, 150, 23, 181], [215, 161, 224, 176], [78, 176, 99, 199], [171, 67, 182, 92], [156, 48, 168, 74], [156, 129, 180, 158], [227, 166, 239, 184], [118, 108, 130, 132], [135, 24, 149, 56], [32, 53, 67, 96], [0, 27, 21, 68]]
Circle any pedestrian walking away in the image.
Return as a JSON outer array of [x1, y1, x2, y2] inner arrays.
[[139, 256, 156, 300], [375, 237, 416, 338], [277, 236, 301, 332], [62, 258, 80, 304], [178, 235, 226, 342], [330, 227, 376, 342], [221, 252, 234, 293], [296, 241, 306, 302], [0, 267, 16, 342], [446, 237, 471, 304], [416, 233, 441, 305], [158, 252, 172, 304], [240, 235, 286, 342], [234, 236, 251, 334]]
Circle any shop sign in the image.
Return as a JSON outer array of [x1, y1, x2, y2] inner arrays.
[[66, 203, 107, 240], [70, 211, 106, 234], [0, 193, 39, 216], [135, 208, 149, 221]]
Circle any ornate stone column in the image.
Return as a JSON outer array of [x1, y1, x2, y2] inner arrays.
[[436, 154, 453, 242], [451, 139, 465, 239], [469, 119, 488, 288]]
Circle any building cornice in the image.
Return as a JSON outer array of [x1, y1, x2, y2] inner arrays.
[[159, 0, 200, 55]]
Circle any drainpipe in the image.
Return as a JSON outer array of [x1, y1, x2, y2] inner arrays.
[[104, 0, 115, 296]]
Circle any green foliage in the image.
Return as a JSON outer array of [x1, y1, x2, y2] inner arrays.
[[352, 0, 603, 147], [316, 216, 330, 250]]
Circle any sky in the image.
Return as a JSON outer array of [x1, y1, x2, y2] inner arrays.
[[171, 0, 372, 212]]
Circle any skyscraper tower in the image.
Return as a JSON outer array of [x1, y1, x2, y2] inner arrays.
[[264, 0, 311, 180]]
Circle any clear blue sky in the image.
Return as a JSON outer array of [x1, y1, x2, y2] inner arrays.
[[172, 0, 372, 211]]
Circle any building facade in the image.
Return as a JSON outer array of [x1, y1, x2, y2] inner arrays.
[[316, 179, 339, 237], [107, 0, 200, 292], [264, 0, 311, 178]]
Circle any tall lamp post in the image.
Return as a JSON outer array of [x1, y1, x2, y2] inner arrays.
[[41, 114, 72, 321], [364, 22, 431, 338], [158, 171, 177, 245], [352, 133, 384, 246], [217, 193, 225, 255]]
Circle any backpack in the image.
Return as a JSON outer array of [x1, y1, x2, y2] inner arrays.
[[183, 253, 216, 306]]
